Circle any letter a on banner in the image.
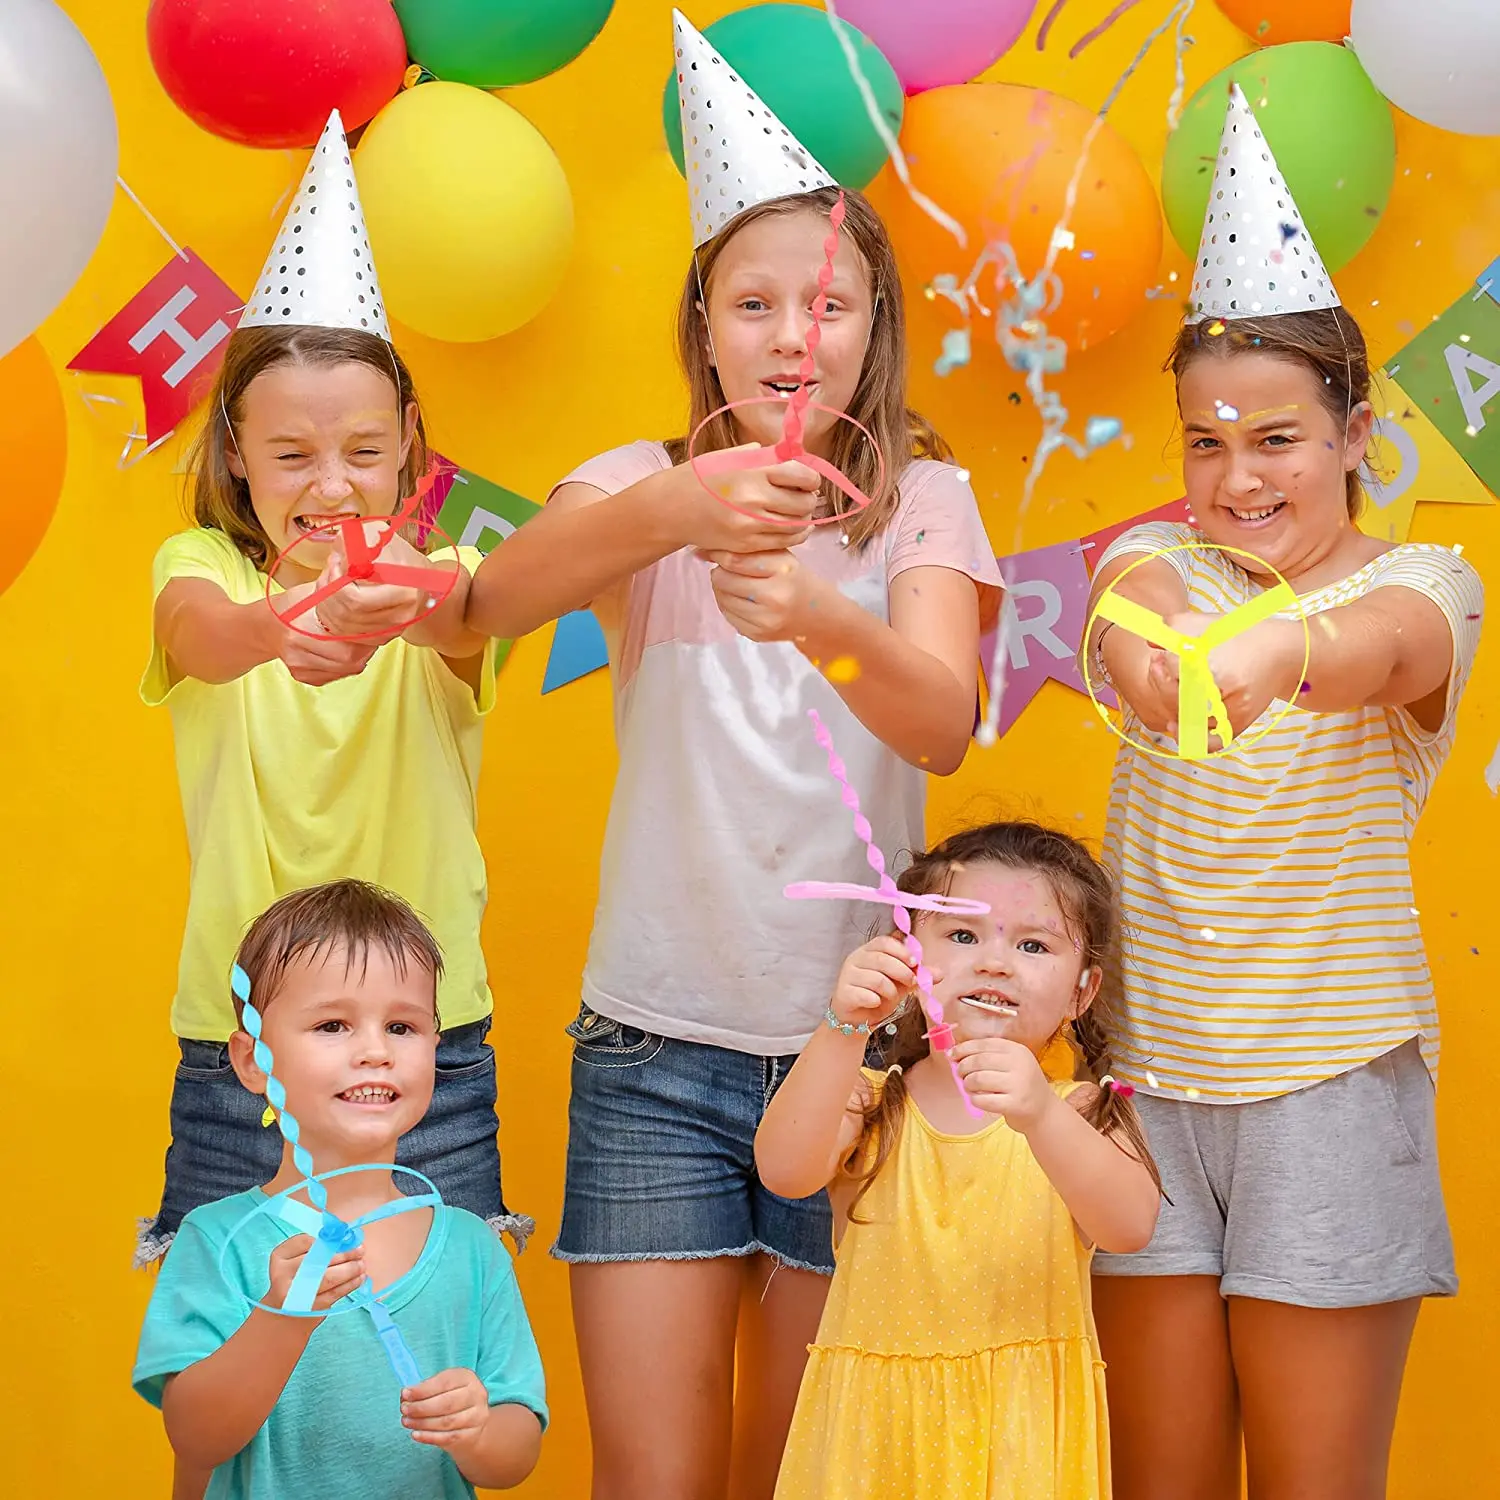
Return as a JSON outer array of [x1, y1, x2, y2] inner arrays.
[[68, 250, 242, 444]]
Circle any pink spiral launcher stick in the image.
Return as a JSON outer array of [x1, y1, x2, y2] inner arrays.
[[777, 193, 846, 461], [806, 709, 985, 1120]]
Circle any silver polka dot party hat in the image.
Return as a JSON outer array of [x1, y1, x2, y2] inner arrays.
[[1189, 83, 1340, 323], [673, 9, 836, 250], [240, 110, 391, 341]]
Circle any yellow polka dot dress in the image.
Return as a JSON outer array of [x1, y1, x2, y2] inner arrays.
[[774, 1077, 1109, 1499]]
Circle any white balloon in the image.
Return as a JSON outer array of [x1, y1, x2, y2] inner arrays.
[[0, 0, 118, 358], [1351, 0, 1500, 137]]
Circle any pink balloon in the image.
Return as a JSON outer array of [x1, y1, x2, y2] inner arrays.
[[835, 0, 1038, 94]]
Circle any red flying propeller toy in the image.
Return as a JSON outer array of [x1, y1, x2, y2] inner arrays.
[[264, 464, 461, 643]]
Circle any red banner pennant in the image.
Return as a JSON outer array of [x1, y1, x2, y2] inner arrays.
[[68, 249, 243, 443]]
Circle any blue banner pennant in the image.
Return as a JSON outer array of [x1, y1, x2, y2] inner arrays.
[[543, 610, 609, 693]]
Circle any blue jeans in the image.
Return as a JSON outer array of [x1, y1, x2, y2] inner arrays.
[[136, 1018, 532, 1264], [553, 1004, 836, 1273]]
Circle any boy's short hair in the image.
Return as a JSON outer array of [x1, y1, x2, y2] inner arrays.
[[231, 879, 445, 1027]]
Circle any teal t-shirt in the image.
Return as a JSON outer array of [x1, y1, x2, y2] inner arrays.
[[133, 1190, 548, 1500]]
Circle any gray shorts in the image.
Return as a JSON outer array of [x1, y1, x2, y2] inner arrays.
[[1094, 1038, 1457, 1308]]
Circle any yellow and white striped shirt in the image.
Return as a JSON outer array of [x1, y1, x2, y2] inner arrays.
[[1097, 522, 1484, 1102]]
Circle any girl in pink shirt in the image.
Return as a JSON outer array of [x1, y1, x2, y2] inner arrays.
[[466, 28, 999, 1496]]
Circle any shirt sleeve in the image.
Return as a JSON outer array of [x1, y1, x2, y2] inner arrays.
[[477, 1238, 549, 1430], [1093, 521, 1198, 582], [1370, 545, 1485, 737], [884, 462, 1003, 626], [131, 1215, 246, 1410], [548, 441, 672, 503], [141, 529, 249, 707]]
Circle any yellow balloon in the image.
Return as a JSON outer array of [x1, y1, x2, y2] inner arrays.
[[355, 81, 573, 343]]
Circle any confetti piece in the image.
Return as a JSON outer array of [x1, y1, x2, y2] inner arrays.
[[261, 1103, 276, 1127], [1215, 401, 1240, 421], [1207, 320, 1226, 336], [1085, 415, 1124, 449], [935, 326, 972, 377], [1051, 226, 1076, 252], [1201, 927, 1216, 940], [825, 655, 861, 684], [1145, 1070, 1160, 1089], [1186, 1087, 1201, 1099]]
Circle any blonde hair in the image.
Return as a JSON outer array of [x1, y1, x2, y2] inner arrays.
[[845, 820, 1163, 1222], [662, 187, 951, 550], [184, 324, 430, 571]]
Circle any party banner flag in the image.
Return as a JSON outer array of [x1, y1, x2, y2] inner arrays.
[[1361, 374, 1497, 542], [1386, 289, 1500, 497], [425, 459, 540, 549], [423, 456, 608, 691], [542, 610, 610, 694], [68, 249, 241, 443], [1080, 497, 1196, 575], [981, 538, 1115, 738]]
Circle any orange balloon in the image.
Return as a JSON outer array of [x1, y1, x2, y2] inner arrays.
[[876, 84, 1162, 357], [0, 337, 67, 598], [1215, 0, 1351, 44]]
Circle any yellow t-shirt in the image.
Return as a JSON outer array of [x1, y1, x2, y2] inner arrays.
[[143, 528, 498, 1041]]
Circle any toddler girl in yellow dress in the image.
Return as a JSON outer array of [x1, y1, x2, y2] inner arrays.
[[756, 821, 1162, 1498]]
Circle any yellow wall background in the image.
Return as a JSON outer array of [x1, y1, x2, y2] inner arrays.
[[5, 2, 1498, 1494]]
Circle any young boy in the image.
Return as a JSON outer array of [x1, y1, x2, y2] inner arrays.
[[133, 880, 546, 1498]]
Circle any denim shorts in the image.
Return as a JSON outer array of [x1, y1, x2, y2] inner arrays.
[[1094, 1039, 1456, 1308], [135, 1018, 533, 1266], [553, 1004, 836, 1273]]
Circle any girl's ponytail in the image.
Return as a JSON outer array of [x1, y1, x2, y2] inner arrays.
[[842, 1000, 928, 1224], [1073, 1007, 1164, 1198]]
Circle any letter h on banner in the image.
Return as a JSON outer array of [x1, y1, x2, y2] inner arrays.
[[69, 250, 243, 445]]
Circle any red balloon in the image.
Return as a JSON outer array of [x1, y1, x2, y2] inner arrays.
[[147, 0, 409, 149]]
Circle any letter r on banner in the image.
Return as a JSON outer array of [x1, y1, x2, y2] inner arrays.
[[1001, 579, 1070, 670]]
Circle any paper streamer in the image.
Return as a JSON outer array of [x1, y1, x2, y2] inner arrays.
[[790, 709, 986, 1119], [226, 963, 433, 1390]]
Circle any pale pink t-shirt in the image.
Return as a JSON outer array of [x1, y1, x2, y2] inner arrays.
[[556, 441, 1002, 1054]]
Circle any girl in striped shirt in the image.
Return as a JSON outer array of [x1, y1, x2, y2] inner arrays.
[[1083, 87, 1484, 1500]]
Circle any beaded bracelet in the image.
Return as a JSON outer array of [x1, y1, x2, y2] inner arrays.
[[825, 994, 911, 1038]]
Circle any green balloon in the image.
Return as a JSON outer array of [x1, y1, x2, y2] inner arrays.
[[663, 4, 903, 192], [1162, 42, 1396, 275], [394, 0, 614, 88]]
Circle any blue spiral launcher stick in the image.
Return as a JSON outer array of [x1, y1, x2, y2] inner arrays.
[[225, 963, 434, 1390]]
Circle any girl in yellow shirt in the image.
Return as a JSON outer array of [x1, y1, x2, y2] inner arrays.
[[756, 821, 1162, 1499], [136, 112, 529, 1272]]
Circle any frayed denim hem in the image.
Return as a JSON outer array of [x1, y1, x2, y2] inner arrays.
[[488, 1211, 536, 1255], [549, 1238, 832, 1277], [134, 1218, 173, 1271], [136, 1209, 537, 1267]]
